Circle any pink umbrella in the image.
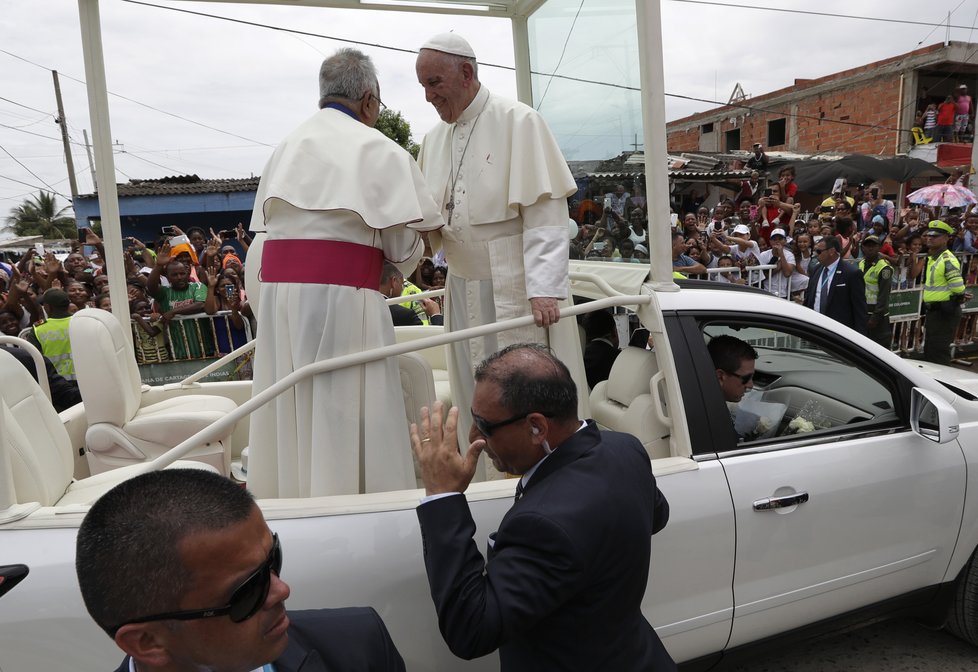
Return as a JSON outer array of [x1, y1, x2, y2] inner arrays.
[[907, 183, 978, 208]]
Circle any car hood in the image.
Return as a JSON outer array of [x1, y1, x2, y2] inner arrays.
[[911, 360, 978, 395]]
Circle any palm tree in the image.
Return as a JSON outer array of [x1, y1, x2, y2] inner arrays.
[[6, 191, 76, 239]]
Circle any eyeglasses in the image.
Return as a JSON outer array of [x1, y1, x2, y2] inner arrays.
[[370, 93, 387, 112], [111, 533, 282, 635], [813, 247, 828, 255], [724, 370, 754, 384], [471, 411, 531, 437]]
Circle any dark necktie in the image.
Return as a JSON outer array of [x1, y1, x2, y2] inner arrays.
[[514, 479, 524, 503], [819, 268, 832, 313]]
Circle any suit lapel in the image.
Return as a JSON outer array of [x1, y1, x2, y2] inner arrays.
[[275, 638, 328, 672]]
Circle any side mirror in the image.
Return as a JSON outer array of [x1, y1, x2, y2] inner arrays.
[[0, 565, 28, 600], [910, 387, 959, 444]]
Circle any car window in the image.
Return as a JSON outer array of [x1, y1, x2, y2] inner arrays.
[[702, 323, 902, 445]]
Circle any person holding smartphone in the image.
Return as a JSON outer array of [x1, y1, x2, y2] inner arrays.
[[859, 182, 894, 229]]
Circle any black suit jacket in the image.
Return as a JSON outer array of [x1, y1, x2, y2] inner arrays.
[[417, 422, 676, 671], [113, 607, 404, 672], [389, 305, 443, 327], [803, 259, 867, 334]]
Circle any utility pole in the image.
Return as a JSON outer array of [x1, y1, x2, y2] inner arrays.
[[83, 129, 97, 190], [52, 70, 79, 201]]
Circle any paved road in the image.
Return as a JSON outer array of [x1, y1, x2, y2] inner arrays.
[[718, 620, 978, 671]]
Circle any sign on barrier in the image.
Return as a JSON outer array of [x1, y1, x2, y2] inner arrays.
[[888, 290, 922, 321]]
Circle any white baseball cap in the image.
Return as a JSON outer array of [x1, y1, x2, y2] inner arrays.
[[770, 228, 787, 238], [733, 224, 751, 235]]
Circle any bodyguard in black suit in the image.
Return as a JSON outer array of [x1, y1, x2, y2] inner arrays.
[[804, 235, 867, 334], [76, 469, 405, 672], [411, 343, 675, 671]]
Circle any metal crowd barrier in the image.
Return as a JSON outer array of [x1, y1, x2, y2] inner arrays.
[[130, 310, 254, 364]]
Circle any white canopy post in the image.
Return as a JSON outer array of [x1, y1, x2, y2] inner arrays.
[[635, 0, 676, 289], [77, 0, 132, 336], [511, 13, 532, 105]]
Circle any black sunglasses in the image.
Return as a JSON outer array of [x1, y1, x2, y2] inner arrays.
[[724, 370, 754, 384], [111, 533, 282, 635], [813, 247, 828, 255], [471, 411, 531, 437]]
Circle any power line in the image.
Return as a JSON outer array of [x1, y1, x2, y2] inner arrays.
[[0, 121, 87, 147], [0, 143, 69, 199], [0, 95, 51, 117], [0, 173, 54, 192], [0, 48, 272, 147], [535, 0, 585, 110], [668, 0, 978, 31]]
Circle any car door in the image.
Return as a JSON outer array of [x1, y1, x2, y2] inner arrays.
[[683, 314, 966, 648]]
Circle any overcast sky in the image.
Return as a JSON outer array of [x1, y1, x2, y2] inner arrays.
[[3, 0, 978, 214]]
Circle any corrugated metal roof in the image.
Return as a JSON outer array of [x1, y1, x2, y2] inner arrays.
[[79, 175, 260, 199]]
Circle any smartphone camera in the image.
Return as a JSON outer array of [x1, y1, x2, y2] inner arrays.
[[763, 188, 773, 197], [161, 226, 178, 236], [224, 284, 236, 300], [219, 229, 235, 241]]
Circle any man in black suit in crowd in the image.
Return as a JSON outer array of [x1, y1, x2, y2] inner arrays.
[[803, 235, 867, 334], [379, 261, 444, 326], [75, 469, 405, 672], [410, 343, 675, 671]]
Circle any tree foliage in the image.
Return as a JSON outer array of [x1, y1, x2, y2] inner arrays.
[[376, 108, 421, 158], [6, 191, 77, 239]]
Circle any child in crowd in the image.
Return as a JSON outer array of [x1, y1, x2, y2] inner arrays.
[[130, 298, 169, 364]]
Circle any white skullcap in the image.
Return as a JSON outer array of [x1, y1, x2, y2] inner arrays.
[[420, 32, 476, 59]]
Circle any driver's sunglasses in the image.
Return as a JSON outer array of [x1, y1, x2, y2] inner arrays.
[[471, 411, 553, 437], [111, 533, 282, 635], [725, 370, 754, 385]]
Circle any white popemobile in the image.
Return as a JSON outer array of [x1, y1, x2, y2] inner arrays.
[[5, 1, 978, 671]]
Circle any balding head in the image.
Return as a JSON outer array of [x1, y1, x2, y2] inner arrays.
[[474, 343, 577, 422]]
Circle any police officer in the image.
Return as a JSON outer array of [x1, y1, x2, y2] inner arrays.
[[859, 235, 893, 348], [921, 220, 970, 365], [26, 288, 76, 380]]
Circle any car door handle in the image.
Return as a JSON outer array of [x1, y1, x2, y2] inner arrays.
[[753, 492, 809, 511]]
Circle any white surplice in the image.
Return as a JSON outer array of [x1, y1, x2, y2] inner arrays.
[[247, 108, 442, 499]]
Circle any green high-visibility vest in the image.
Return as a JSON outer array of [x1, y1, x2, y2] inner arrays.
[[33, 316, 74, 380], [399, 280, 428, 325], [923, 249, 965, 303], [859, 257, 891, 306]]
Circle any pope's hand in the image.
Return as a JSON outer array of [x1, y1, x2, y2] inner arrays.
[[530, 296, 560, 328], [411, 402, 484, 497]]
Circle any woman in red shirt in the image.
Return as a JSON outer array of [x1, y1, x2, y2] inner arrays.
[[936, 95, 956, 142]]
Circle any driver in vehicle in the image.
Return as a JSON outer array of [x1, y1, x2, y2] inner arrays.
[[708, 334, 759, 440], [75, 469, 406, 672]]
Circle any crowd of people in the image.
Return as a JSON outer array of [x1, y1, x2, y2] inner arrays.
[[569, 165, 978, 364]]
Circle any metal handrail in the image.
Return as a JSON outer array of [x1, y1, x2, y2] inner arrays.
[[142, 293, 652, 474]]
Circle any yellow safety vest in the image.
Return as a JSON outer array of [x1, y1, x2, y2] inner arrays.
[[33, 316, 75, 380], [923, 249, 965, 303], [399, 280, 428, 325], [858, 257, 891, 306], [673, 271, 687, 280]]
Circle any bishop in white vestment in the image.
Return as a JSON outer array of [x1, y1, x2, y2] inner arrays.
[[247, 49, 442, 499]]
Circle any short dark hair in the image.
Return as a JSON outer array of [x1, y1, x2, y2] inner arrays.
[[583, 310, 616, 341], [474, 343, 577, 421], [707, 334, 758, 373], [380, 261, 402, 285], [822, 234, 843, 253], [76, 469, 256, 637]]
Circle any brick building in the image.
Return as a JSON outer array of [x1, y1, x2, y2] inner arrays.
[[666, 42, 978, 157]]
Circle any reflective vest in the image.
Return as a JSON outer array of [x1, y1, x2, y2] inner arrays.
[[399, 280, 427, 325], [858, 257, 891, 306], [33, 316, 75, 380], [673, 271, 687, 280], [923, 249, 965, 303]]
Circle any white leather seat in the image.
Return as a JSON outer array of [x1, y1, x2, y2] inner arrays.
[[589, 347, 671, 460], [394, 325, 452, 407], [68, 309, 236, 475], [398, 352, 438, 487], [0, 348, 216, 508]]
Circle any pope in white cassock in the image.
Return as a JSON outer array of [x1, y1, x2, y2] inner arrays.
[[415, 33, 585, 478], [246, 48, 443, 499]]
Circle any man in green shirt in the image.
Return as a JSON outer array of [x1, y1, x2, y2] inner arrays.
[[147, 244, 212, 359]]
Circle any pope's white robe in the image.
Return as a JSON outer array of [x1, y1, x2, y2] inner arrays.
[[417, 86, 586, 479], [247, 108, 442, 499]]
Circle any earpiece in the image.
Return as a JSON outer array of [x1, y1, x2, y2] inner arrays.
[[531, 427, 540, 435]]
